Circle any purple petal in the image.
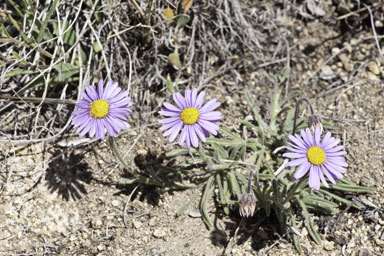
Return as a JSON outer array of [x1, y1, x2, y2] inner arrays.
[[197, 120, 219, 136], [318, 166, 329, 188], [324, 138, 341, 151], [326, 151, 347, 156], [287, 142, 306, 151], [288, 134, 307, 150], [159, 117, 180, 124], [325, 145, 344, 153], [97, 80, 104, 98], [85, 85, 98, 101], [159, 109, 180, 117], [191, 88, 198, 107], [286, 146, 306, 154], [163, 121, 182, 140], [199, 99, 220, 114], [286, 158, 307, 167], [283, 152, 307, 159], [185, 126, 191, 149], [163, 102, 181, 112], [305, 128, 315, 146], [104, 81, 119, 99], [169, 122, 183, 142], [194, 124, 207, 142], [160, 120, 181, 131], [308, 165, 320, 190], [189, 125, 199, 148], [173, 93, 186, 109], [103, 118, 119, 136], [314, 126, 321, 146], [321, 166, 336, 184], [178, 126, 188, 146], [200, 111, 222, 121], [320, 132, 332, 148], [195, 91, 205, 109], [184, 89, 192, 107], [324, 161, 347, 174], [292, 161, 311, 180], [300, 129, 311, 148]]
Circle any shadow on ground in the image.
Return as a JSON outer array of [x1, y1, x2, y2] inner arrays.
[[45, 151, 92, 201]]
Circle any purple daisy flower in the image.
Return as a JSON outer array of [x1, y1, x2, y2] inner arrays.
[[283, 126, 347, 190], [159, 88, 222, 149], [71, 80, 132, 140]]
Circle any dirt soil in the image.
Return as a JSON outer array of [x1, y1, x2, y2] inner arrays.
[[1, 1, 384, 255]]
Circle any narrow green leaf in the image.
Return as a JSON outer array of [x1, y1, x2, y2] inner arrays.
[[176, 192, 199, 216], [176, 14, 190, 27], [319, 189, 362, 210], [290, 207, 303, 254], [5, 68, 39, 78], [329, 182, 373, 193], [227, 170, 241, 199], [37, 0, 59, 43], [200, 176, 214, 229], [298, 198, 322, 245], [53, 62, 79, 82], [165, 148, 190, 157]]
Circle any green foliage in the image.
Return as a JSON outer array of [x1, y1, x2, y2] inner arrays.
[[154, 69, 372, 253], [1, 0, 93, 90]]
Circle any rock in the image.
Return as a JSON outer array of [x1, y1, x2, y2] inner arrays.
[[133, 220, 143, 229], [320, 66, 336, 80], [324, 240, 335, 251], [153, 228, 167, 238], [368, 61, 380, 75], [301, 227, 308, 237], [149, 217, 158, 227], [338, 53, 353, 72], [367, 72, 380, 82], [111, 200, 120, 207]]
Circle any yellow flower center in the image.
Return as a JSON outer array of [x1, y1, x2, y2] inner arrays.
[[180, 107, 199, 125], [307, 146, 326, 165], [89, 99, 109, 118]]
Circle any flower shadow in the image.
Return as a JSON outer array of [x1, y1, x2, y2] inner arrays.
[[45, 151, 92, 201]]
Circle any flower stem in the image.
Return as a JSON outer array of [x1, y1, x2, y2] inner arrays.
[[292, 98, 315, 135], [282, 178, 306, 206], [108, 136, 132, 173], [246, 170, 254, 194]]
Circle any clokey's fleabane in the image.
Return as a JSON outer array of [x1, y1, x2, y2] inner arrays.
[[71, 80, 132, 140], [283, 126, 347, 190], [158, 88, 221, 149]]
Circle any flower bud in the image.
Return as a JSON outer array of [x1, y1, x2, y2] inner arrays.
[[308, 115, 323, 133], [239, 191, 257, 218]]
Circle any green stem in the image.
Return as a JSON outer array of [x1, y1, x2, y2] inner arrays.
[[108, 136, 132, 174], [292, 98, 314, 135], [282, 178, 306, 205]]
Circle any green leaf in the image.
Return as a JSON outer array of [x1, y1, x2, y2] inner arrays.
[[329, 182, 373, 193], [176, 192, 199, 216], [290, 207, 303, 254], [37, 0, 59, 43], [169, 52, 181, 70], [165, 148, 190, 157], [220, 127, 242, 140], [200, 176, 214, 229], [298, 198, 322, 245], [53, 62, 79, 82], [5, 68, 40, 78], [319, 189, 362, 210], [207, 138, 243, 147], [176, 14, 190, 27], [301, 194, 339, 214], [227, 170, 241, 199]]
